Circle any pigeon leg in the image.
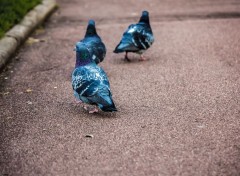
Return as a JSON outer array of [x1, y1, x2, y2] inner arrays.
[[75, 99, 82, 104], [89, 107, 99, 114], [84, 105, 88, 111], [139, 54, 148, 61], [124, 52, 131, 62], [83, 105, 98, 113]]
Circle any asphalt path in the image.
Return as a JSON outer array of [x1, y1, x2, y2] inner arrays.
[[1, 0, 240, 175]]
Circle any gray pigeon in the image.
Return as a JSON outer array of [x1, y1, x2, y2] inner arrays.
[[114, 11, 154, 61], [76, 20, 106, 64], [72, 44, 117, 113]]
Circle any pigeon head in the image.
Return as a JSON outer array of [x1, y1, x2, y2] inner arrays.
[[75, 43, 93, 67], [139, 11, 150, 24], [85, 20, 97, 37]]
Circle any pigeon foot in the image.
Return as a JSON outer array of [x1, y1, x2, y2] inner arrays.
[[124, 56, 131, 62], [75, 100, 83, 104], [84, 105, 88, 111], [89, 107, 99, 114], [83, 105, 99, 113], [139, 55, 148, 61]]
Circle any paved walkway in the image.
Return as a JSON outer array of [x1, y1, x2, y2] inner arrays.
[[1, 0, 240, 175]]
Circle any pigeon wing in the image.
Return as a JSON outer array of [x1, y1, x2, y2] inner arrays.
[[131, 24, 154, 50]]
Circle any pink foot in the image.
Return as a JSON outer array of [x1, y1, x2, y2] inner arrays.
[[83, 106, 98, 113], [139, 55, 148, 61], [75, 100, 82, 104], [84, 105, 88, 110], [89, 108, 98, 114]]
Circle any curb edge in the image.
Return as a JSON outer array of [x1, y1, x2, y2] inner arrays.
[[0, 0, 58, 70]]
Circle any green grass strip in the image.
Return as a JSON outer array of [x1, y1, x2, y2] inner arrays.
[[0, 0, 41, 38]]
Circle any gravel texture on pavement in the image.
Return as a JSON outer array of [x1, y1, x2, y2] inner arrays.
[[0, 0, 240, 175]]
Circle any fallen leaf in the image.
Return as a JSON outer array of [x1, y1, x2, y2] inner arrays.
[[3, 92, 9, 95], [39, 39, 47, 42], [141, 125, 146, 128], [197, 125, 205, 128], [26, 88, 32, 93], [26, 37, 45, 45], [130, 12, 138, 16], [27, 101, 33, 105], [34, 27, 45, 35], [85, 134, 93, 138]]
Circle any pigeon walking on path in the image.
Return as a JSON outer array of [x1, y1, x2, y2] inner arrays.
[[75, 20, 106, 64], [114, 11, 154, 61], [72, 43, 117, 113]]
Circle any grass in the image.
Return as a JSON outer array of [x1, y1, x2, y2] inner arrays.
[[0, 0, 42, 38]]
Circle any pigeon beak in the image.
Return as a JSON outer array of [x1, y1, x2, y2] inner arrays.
[[73, 47, 76, 51]]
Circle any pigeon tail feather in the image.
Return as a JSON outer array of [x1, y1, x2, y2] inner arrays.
[[113, 42, 127, 53], [99, 102, 117, 112], [114, 41, 138, 53]]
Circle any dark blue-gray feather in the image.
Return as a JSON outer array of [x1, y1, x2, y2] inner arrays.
[[114, 11, 154, 54], [76, 20, 106, 64], [78, 37, 106, 64], [72, 63, 117, 112]]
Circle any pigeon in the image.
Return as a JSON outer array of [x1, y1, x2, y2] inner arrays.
[[75, 20, 106, 64], [113, 11, 154, 61], [72, 44, 117, 113]]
